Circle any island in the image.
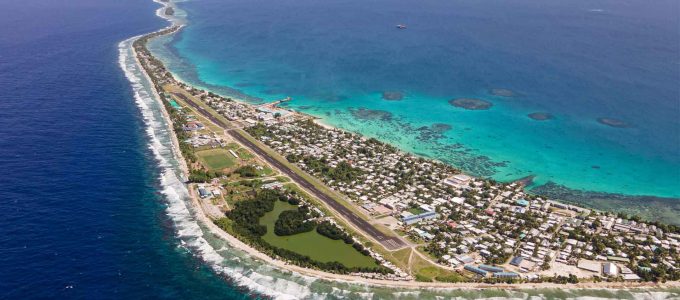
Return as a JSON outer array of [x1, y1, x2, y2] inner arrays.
[[130, 1, 680, 289]]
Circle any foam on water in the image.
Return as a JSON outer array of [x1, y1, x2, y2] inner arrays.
[[118, 36, 321, 299]]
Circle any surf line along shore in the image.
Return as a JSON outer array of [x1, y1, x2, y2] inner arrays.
[[129, 0, 680, 292]]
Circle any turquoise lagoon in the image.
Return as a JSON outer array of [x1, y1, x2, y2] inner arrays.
[[149, 0, 679, 221]]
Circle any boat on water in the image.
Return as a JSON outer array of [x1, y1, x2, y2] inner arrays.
[[396, 24, 407, 29]]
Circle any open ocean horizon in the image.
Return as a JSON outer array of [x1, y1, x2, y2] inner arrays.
[[1, 0, 679, 299]]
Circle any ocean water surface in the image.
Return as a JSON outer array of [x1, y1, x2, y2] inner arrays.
[[0, 0, 248, 298], [150, 0, 680, 220]]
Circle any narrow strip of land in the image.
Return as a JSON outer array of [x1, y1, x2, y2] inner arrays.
[[173, 92, 406, 250]]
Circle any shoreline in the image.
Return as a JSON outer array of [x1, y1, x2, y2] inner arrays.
[[129, 0, 680, 293]]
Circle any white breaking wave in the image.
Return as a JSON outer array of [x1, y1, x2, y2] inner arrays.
[[117, 37, 320, 300]]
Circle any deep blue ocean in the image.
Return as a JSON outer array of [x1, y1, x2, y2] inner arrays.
[[1, 0, 679, 299], [0, 1, 248, 298]]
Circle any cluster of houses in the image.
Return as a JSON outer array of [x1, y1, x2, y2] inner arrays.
[[185, 133, 226, 148], [245, 120, 680, 282]]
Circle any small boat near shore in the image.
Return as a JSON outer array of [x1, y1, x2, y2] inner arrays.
[[396, 24, 407, 29]]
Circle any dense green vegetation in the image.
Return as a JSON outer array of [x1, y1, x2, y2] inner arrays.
[[234, 165, 259, 178], [217, 189, 389, 273], [188, 169, 223, 183], [274, 209, 315, 236], [295, 157, 363, 183], [225, 189, 279, 237]]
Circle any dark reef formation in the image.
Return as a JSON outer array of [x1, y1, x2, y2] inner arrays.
[[349, 108, 393, 121], [449, 98, 493, 110], [489, 88, 516, 97], [431, 123, 452, 133], [164, 7, 174, 16], [337, 110, 505, 177], [414, 123, 453, 142], [382, 91, 404, 101], [597, 117, 631, 128], [528, 112, 553, 121], [531, 182, 680, 225]]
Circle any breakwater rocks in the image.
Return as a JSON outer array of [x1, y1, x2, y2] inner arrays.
[[528, 112, 553, 121], [449, 98, 493, 110]]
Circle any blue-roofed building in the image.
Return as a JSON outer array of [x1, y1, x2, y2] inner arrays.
[[401, 210, 437, 225], [510, 256, 524, 266], [493, 272, 519, 278], [516, 199, 529, 207], [479, 264, 504, 273], [464, 265, 488, 276], [198, 187, 210, 198]]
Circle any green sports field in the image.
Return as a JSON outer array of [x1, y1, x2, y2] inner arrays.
[[196, 148, 236, 170]]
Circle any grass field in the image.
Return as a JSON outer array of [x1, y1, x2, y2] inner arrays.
[[196, 148, 236, 170], [260, 201, 378, 268], [410, 252, 463, 283]]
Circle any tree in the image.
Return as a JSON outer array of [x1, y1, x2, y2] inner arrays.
[[274, 209, 315, 236]]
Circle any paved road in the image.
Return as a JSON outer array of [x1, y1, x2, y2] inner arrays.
[[173, 92, 406, 250]]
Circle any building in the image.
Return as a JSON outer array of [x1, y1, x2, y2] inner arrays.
[[464, 265, 488, 276], [379, 196, 400, 209], [515, 199, 529, 207], [443, 174, 472, 187], [577, 260, 601, 273], [457, 255, 474, 264], [493, 272, 519, 279], [510, 256, 524, 266], [401, 210, 437, 225], [198, 187, 210, 198], [262, 182, 283, 189], [623, 273, 641, 281], [603, 262, 618, 276], [607, 256, 630, 263], [183, 121, 204, 131], [479, 264, 504, 273]]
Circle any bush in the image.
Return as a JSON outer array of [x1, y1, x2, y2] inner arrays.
[[415, 274, 433, 282], [189, 169, 222, 183], [316, 221, 346, 240], [235, 165, 258, 178], [225, 189, 279, 237]]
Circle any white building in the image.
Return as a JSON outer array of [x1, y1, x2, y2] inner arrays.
[[603, 262, 618, 276]]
